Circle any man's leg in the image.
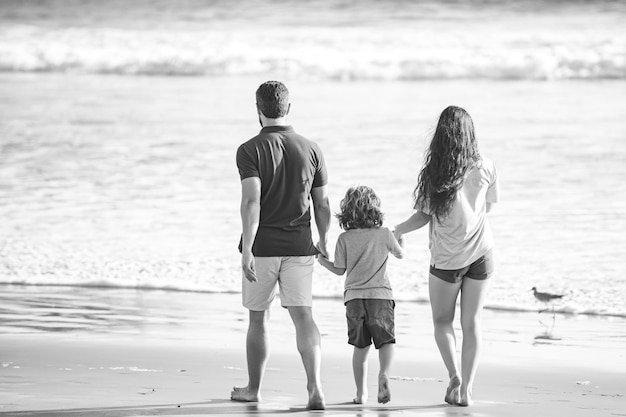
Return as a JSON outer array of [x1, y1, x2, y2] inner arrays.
[[231, 309, 270, 402], [287, 306, 325, 410], [232, 256, 279, 402]]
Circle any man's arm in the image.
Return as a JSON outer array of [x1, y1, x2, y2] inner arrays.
[[240, 177, 261, 282], [311, 185, 331, 258]]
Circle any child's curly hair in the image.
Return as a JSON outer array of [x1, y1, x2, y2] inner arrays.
[[337, 185, 384, 230]]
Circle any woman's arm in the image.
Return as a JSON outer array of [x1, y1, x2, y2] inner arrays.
[[394, 211, 431, 239]]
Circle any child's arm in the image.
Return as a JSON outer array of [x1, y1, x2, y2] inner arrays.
[[390, 230, 405, 259], [317, 255, 346, 276]]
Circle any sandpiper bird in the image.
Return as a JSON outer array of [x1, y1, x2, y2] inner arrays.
[[531, 287, 564, 304]]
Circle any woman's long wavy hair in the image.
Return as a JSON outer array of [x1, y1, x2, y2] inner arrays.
[[337, 185, 384, 230], [413, 106, 481, 221]]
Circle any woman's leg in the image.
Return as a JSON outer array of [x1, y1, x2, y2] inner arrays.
[[429, 273, 462, 404], [458, 277, 491, 406], [352, 345, 370, 404]]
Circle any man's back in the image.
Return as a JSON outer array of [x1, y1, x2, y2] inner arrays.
[[236, 125, 327, 256]]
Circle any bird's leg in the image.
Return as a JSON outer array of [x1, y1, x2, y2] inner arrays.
[[538, 301, 549, 315]]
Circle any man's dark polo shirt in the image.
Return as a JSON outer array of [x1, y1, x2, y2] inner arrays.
[[236, 125, 328, 257]]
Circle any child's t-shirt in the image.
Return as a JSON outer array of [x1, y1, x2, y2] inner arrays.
[[334, 227, 399, 303]]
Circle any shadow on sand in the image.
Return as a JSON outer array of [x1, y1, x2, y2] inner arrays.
[[0, 399, 485, 417]]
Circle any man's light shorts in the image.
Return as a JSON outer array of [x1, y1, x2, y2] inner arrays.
[[242, 256, 314, 311]]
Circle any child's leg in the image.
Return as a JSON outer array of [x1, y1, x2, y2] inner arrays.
[[377, 343, 394, 404], [352, 345, 370, 404], [363, 299, 396, 404]]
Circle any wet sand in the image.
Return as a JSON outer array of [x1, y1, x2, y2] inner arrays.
[[0, 286, 624, 416]]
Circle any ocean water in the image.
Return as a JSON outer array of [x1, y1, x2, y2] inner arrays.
[[1, 0, 624, 80], [1, 0, 625, 317]]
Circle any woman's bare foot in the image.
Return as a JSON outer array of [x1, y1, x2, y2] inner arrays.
[[458, 389, 473, 406], [377, 374, 391, 404], [444, 376, 461, 405], [230, 386, 260, 402], [353, 389, 368, 404]]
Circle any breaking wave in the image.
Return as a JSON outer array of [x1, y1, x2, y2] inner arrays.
[[1, 25, 623, 80]]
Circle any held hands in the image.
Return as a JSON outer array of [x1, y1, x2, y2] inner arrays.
[[315, 241, 329, 259], [315, 242, 331, 267], [393, 228, 404, 242], [316, 251, 332, 269], [316, 250, 346, 276], [241, 250, 257, 282]]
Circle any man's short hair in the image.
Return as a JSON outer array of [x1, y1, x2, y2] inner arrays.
[[256, 81, 289, 119]]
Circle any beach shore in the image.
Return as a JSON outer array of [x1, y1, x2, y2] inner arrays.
[[0, 287, 624, 416]]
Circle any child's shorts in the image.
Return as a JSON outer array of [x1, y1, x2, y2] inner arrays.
[[345, 298, 395, 349]]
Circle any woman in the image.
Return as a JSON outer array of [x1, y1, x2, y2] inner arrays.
[[394, 105, 499, 406]]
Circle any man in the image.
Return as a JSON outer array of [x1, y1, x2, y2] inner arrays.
[[232, 81, 330, 410]]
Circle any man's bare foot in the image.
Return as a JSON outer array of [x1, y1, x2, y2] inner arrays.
[[230, 386, 260, 402], [353, 389, 368, 404], [306, 389, 326, 410], [377, 374, 391, 404], [444, 376, 461, 405]]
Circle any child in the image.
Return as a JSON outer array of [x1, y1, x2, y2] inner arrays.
[[394, 105, 499, 406], [317, 185, 404, 404]]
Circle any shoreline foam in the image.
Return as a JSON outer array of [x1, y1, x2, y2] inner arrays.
[[2, 283, 625, 319]]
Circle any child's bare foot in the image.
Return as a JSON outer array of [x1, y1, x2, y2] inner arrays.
[[458, 388, 473, 406], [353, 389, 368, 404], [306, 389, 326, 410], [230, 386, 260, 402], [444, 376, 461, 405], [377, 374, 391, 404]]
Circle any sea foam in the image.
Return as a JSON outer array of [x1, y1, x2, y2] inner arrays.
[[0, 25, 623, 80]]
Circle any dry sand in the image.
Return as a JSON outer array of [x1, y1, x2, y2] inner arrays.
[[0, 289, 624, 416]]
